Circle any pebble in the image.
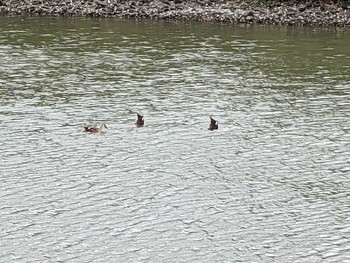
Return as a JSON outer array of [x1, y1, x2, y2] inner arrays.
[[0, 0, 349, 26]]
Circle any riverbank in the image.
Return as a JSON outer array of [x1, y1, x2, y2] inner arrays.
[[0, 0, 349, 26]]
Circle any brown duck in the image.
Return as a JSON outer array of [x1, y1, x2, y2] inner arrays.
[[84, 122, 108, 133], [208, 116, 218, 130], [136, 113, 144, 127]]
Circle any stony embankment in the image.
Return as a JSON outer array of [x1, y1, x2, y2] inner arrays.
[[0, 0, 349, 26]]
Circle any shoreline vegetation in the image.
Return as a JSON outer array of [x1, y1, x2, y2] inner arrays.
[[0, 0, 349, 26]]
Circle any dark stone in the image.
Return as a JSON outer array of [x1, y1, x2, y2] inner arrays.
[[245, 10, 253, 17], [298, 4, 306, 12]]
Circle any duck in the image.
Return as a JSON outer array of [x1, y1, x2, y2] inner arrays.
[[84, 122, 108, 133], [136, 113, 144, 127], [208, 116, 218, 130]]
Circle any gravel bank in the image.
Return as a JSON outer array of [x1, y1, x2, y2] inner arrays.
[[1, 0, 350, 26]]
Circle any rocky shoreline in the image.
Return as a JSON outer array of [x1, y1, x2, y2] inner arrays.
[[0, 0, 350, 26]]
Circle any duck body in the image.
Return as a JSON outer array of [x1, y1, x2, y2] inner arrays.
[[136, 113, 144, 127], [84, 122, 108, 133], [208, 116, 218, 130]]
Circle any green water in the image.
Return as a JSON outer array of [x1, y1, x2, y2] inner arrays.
[[1, 16, 350, 262]]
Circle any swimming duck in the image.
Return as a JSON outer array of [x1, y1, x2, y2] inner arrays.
[[136, 113, 144, 127], [208, 116, 218, 130], [84, 122, 108, 133]]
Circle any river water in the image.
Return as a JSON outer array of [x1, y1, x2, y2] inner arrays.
[[1, 16, 350, 262]]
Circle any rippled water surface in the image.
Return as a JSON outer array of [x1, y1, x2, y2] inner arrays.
[[1, 16, 350, 262]]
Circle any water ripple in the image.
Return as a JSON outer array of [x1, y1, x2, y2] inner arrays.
[[1, 17, 350, 262]]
